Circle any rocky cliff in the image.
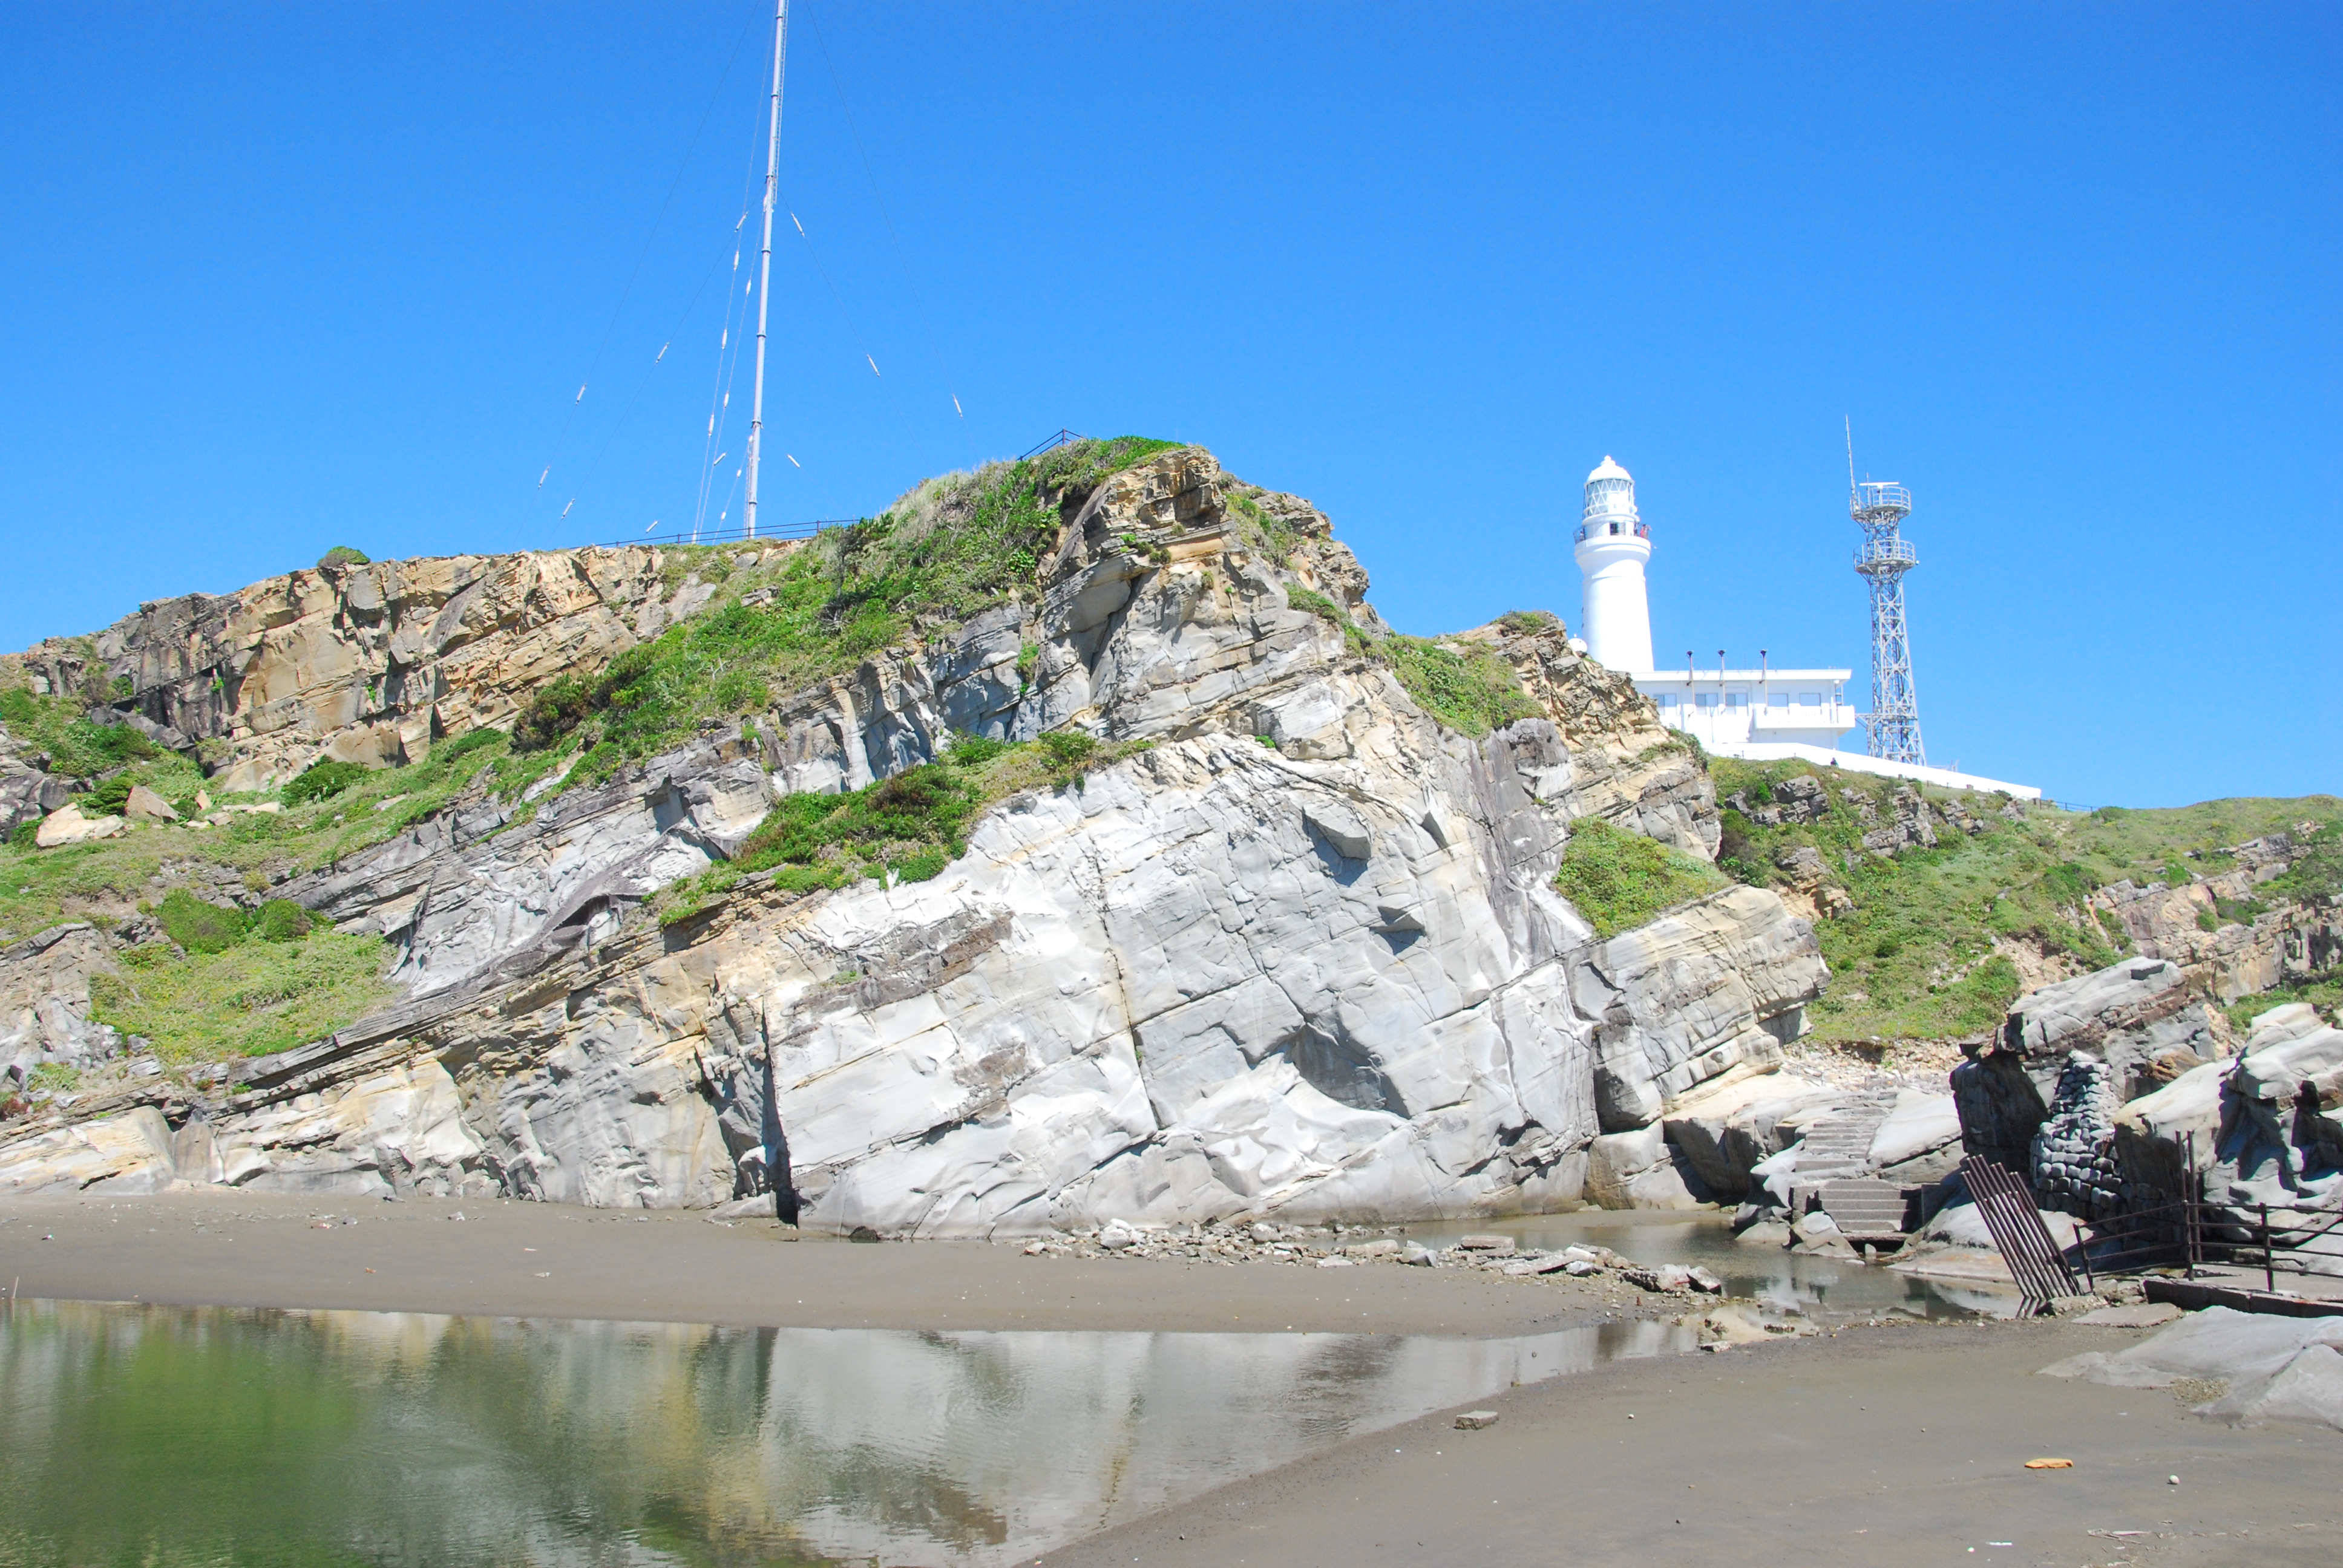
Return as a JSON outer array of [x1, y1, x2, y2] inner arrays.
[[1, 544, 688, 795], [0, 444, 1828, 1229]]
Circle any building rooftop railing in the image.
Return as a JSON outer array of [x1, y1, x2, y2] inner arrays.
[[1850, 482, 1912, 518], [1574, 520, 1651, 543], [1854, 538, 1918, 573]]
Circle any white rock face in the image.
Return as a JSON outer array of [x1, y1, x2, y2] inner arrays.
[[1575, 886, 1825, 1132]]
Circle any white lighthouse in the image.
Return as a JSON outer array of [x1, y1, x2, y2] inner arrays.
[[1573, 456, 1655, 672]]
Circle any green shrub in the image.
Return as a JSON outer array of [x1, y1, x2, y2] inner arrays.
[[81, 776, 134, 817], [511, 675, 598, 751], [1497, 609, 1560, 634], [1038, 731, 1097, 773], [945, 733, 1012, 767], [733, 763, 982, 878], [432, 726, 504, 766], [1552, 817, 1729, 939], [316, 546, 370, 569], [893, 848, 950, 882], [157, 889, 248, 955], [253, 899, 313, 942], [282, 759, 369, 806], [1286, 587, 1348, 624]]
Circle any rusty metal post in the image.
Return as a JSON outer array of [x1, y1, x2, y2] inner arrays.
[[2184, 1134, 2198, 1279]]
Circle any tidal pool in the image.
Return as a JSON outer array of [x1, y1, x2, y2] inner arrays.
[[0, 1299, 1688, 1567]]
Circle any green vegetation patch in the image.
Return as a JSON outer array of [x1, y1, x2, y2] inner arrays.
[[282, 759, 370, 807], [154, 890, 312, 953], [1709, 758, 2342, 1044], [2228, 976, 2343, 1034], [1277, 590, 1542, 740], [88, 929, 391, 1065], [316, 546, 371, 569], [1552, 815, 1730, 939], [1378, 635, 1544, 738], [0, 686, 167, 780], [654, 731, 1136, 926]]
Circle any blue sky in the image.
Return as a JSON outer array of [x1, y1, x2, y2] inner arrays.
[[1, 2, 2334, 808]]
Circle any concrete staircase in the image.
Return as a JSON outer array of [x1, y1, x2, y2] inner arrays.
[[1788, 1091, 1912, 1238]]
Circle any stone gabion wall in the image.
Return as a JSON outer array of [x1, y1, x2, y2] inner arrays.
[[2030, 1051, 2124, 1218]]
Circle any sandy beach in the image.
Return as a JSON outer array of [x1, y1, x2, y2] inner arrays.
[[5, 1189, 2336, 1567], [1040, 1321, 2341, 1567], [0, 1189, 1628, 1336]]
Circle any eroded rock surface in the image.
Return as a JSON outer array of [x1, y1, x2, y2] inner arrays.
[[0, 546, 687, 788], [0, 448, 1831, 1224]]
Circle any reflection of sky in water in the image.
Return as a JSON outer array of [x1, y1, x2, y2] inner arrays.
[[0, 1303, 1688, 1568], [1399, 1214, 2022, 1320]]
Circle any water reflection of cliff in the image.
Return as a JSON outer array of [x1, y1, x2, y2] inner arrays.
[[0, 1302, 1686, 1567]]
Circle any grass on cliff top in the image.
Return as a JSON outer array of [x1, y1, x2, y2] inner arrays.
[[653, 731, 1139, 925], [1708, 757, 2343, 1045], [1552, 815, 1731, 939], [1283, 589, 1544, 739], [512, 436, 1183, 770]]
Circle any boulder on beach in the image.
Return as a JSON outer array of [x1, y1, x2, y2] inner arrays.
[[2041, 1305, 2343, 1431]]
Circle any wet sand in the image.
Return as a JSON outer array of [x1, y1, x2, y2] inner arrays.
[[7, 1191, 2335, 1566], [0, 1189, 1621, 1336], [1041, 1320, 2340, 1568]]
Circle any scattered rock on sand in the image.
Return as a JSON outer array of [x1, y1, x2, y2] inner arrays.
[[1453, 1411, 1499, 1430], [2073, 1302, 2181, 1328]]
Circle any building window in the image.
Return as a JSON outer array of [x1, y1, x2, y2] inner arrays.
[[1608, 521, 1620, 536], [1768, 690, 1789, 708], [1657, 693, 1677, 708], [1727, 693, 1748, 709], [1800, 692, 1821, 707], [1696, 693, 1719, 709]]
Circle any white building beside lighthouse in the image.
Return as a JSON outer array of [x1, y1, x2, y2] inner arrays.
[[1566, 452, 2036, 797]]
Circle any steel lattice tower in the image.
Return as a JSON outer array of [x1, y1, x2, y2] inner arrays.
[[1852, 480, 1926, 765]]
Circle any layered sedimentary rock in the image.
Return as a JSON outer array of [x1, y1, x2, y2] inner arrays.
[[0, 448, 1832, 1224], [0, 545, 691, 788]]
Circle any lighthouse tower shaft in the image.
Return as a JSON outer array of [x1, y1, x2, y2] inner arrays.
[[1852, 482, 1925, 765], [1573, 456, 1654, 672]]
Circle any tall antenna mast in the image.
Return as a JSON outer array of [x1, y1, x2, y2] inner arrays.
[[1845, 416, 1856, 492], [744, 0, 788, 539]]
